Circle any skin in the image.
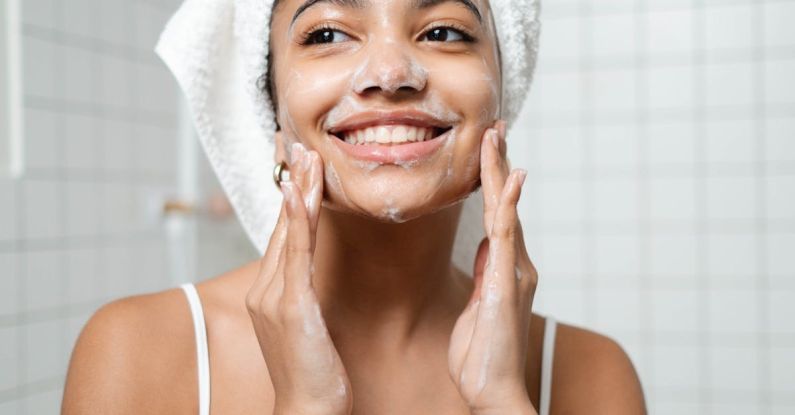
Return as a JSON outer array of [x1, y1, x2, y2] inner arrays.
[[61, 0, 647, 414]]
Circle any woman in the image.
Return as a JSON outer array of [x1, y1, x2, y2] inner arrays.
[[62, 0, 646, 413]]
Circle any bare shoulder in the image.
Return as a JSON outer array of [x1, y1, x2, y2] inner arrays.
[[61, 287, 197, 414], [551, 321, 647, 414]]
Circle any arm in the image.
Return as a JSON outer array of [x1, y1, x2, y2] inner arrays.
[[552, 326, 647, 415], [61, 293, 192, 414]]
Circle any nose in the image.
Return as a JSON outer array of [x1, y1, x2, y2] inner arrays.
[[352, 39, 428, 96]]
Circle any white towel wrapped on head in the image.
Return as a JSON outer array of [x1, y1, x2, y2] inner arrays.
[[155, 0, 541, 270]]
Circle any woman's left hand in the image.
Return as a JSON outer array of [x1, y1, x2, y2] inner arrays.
[[448, 120, 539, 415]]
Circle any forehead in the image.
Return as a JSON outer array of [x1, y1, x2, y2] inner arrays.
[[274, 0, 490, 22]]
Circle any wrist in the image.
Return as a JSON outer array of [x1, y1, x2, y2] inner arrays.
[[273, 400, 351, 415], [471, 396, 538, 415]]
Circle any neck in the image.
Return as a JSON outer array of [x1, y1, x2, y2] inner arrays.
[[311, 203, 470, 346]]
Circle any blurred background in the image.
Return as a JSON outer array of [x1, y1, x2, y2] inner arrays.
[[0, 0, 793, 413]]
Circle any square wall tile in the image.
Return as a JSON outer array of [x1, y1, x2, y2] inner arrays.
[[593, 234, 642, 278], [63, 113, 96, 170], [648, 122, 696, 165], [592, 177, 640, 222], [646, 9, 694, 53], [765, 2, 795, 48], [21, 0, 56, 28], [0, 327, 19, 390], [590, 68, 638, 112], [591, 124, 639, 168], [765, 118, 795, 163], [24, 319, 64, 382], [539, 179, 585, 222], [23, 37, 56, 98], [66, 248, 98, 305], [708, 288, 759, 333], [765, 59, 795, 105], [770, 346, 795, 392], [705, 62, 754, 108], [648, 65, 695, 110], [64, 180, 99, 238], [707, 233, 759, 279], [650, 176, 697, 220], [25, 250, 63, 312], [0, 179, 16, 241], [766, 175, 795, 220], [25, 389, 63, 415], [705, 176, 756, 220], [768, 291, 795, 334], [24, 108, 60, 170], [536, 72, 583, 114], [23, 179, 61, 240], [704, 4, 753, 50], [705, 119, 755, 164], [538, 234, 586, 277], [651, 289, 700, 332], [537, 127, 583, 172], [650, 234, 698, 280], [709, 345, 759, 391], [61, 45, 95, 104], [0, 253, 18, 315], [539, 16, 582, 60], [594, 288, 642, 331], [652, 342, 701, 390], [766, 233, 795, 279], [592, 13, 637, 57]]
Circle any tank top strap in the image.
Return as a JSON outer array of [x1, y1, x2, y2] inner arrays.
[[539, 316, 557, 415], [180, 283, 211, 415]]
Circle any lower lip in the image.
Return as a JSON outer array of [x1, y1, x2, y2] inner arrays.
[[329, 129, 452, 164]]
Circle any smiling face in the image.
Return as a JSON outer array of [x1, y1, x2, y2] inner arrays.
[[269, 0, 501, 223]]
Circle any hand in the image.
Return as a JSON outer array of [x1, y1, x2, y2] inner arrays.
[[448, 121, 539, 415], [245, 143, 353, 415]]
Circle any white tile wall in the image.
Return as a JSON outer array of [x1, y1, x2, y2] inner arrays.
[[0, 1, 188, 412], [520, 0, 795, 413]]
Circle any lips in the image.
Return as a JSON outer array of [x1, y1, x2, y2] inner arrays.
[[329, 127, 454, 164], [326, 109, 458, 163]]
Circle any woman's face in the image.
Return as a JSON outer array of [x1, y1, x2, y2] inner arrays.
[[270, 0, 501, 223]]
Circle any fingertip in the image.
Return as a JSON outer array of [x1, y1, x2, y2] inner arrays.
[[516, 168, 528, 187]]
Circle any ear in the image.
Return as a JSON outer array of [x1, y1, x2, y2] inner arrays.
[[273, 130, 287, 164]]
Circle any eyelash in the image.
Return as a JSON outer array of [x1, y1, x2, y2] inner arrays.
[[298, 22, 477, 46]]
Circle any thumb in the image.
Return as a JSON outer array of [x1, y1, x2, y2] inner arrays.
[[469, 238, 489, 307]]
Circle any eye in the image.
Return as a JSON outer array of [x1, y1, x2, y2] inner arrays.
[[302, 27, 352, 45], [422, 26, 474, 43]]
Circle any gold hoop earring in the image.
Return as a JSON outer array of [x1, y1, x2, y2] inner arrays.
[[273, 161, 289, 188]]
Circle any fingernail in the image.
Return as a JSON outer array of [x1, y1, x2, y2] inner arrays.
[[498, 119, 507, 141], [489, 129, 499, 148], [516, 169, 528, 186], [290, 142, 305, 167], [280, 181, 291, 196]]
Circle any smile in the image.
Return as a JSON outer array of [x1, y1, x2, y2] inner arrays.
[[334, 124, 451, 146]]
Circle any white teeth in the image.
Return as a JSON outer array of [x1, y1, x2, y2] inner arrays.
[[342, 125, 440, 145]]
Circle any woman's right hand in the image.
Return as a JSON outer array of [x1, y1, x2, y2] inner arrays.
[[245, 142, 353, 415]]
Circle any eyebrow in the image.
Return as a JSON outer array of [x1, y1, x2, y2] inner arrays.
[[290, 0, 482, 27]]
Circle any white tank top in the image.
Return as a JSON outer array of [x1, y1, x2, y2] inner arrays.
[[180, 283, 557, 415]]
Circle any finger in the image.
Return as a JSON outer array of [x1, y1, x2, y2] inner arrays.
[[282, 181, 314, 299], [480, 127, 509, 234], [470, 238, 489, 306], [249, 192, 290, 300], [480, 128, 500, 233], [306, 150, 324, 240], [488, 169, 527, 297], [290, 142, 312, 208]]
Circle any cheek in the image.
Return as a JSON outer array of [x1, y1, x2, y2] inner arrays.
[[427, 56, 500, 128], [277, 61, 355, 145]]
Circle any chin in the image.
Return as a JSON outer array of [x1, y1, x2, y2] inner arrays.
[[321, 174, 477, 224]]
